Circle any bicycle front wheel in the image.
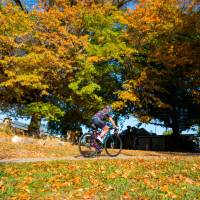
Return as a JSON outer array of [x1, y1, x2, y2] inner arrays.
[[78, 133, 97, 157], [104, 134, 122, 157]]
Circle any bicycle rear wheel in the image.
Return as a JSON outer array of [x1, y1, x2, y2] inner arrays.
[[78, 132, 97, 157], [104, 134, 122, 157]]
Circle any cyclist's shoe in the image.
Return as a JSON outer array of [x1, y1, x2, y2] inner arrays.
[[91, 143, 103, 152], [96, 147, 103, 153]]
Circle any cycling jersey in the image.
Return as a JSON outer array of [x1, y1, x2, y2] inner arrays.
[[94, 110, 111, 120]]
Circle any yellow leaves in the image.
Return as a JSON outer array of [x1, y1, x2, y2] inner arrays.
[[53, 181, 71, 189], [0, 4, 34, 36], [168, 45, 174, 54], [4, 70, 16, 77], [160, 184, 169, 192], [89, 176, 102, 187], [1, 157, 200, 199], [1, 74, 48, 89], [115, 14, 129, 25], [107, 173, 118, 179], [86, 56, 104, 63], [126, 0, 184, 40], [112, 101, 125, 110], [118, 91, 138, 103], [159, 184, 178, 199], [0, 35, 16, 51], [68, 164, 79, 170]]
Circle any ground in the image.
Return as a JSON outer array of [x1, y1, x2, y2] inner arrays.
[[0, 132, 200, 199]]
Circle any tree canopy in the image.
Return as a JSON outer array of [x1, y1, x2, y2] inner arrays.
[[114, 0, 200, 134], [0, 0, 199, 135]]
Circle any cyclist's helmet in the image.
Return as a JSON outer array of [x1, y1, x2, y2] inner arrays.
[[104, 105, 112, 112]]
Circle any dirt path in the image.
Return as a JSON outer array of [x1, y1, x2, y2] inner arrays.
[[1, 152, 200, 163], [0, 154, 164, 163]]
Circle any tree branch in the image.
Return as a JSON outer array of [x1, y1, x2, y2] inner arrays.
[[13, 0, 28, 12]]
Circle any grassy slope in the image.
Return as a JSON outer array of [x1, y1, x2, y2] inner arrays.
[[0, 142, 80, 159], [1, 132, 199, 160], [0, 132, 80, 159]]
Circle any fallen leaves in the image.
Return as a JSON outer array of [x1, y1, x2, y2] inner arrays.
[[121, 192, 131, 200], [1, 156, 200, 199]]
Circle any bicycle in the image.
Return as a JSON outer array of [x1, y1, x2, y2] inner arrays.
[[78, 124, 123, 157]]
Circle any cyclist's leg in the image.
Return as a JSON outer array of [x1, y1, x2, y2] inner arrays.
[[99, 125, 109, 138], [92, 117, 108, 142]]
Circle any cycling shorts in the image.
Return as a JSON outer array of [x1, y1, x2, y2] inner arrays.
[[92, 117, 106, 129]]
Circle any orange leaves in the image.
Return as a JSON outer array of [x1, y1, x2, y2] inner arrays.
[[87, 56, 104, 63], [126, 0, 183, 41], [83, 189, 96, 199], [121, 192, 131, 200], [0, 180, 4, 191], [89, 176, 103, 187], [67, 164, 80, 170], [72, 177, 81, 184]]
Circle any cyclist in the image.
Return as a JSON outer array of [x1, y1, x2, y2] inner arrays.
[[92, 105, 118, 143]]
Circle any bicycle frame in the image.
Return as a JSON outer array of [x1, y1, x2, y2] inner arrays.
[[101, 129, 117, 145], [92, 127, 118, 143]]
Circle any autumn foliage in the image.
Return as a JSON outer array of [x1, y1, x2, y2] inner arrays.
[[114, 0, 200, 134], [0, 0, 199, 134]]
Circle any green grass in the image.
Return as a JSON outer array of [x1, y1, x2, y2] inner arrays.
[[0, 157, 200, 199]]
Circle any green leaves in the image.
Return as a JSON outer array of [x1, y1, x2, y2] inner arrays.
[[21, 102, 64, 121]]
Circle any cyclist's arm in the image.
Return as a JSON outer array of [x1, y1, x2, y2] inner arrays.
[[108, 116, 117, 128]]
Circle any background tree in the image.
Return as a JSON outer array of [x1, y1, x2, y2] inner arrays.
[[115, 0, 200, 134], [0, 2, 88, 134], [47, 2, 132, 133]]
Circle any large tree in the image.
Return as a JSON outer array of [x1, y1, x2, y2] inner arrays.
[[0, 1, 129, 134], [48, 1, 132, 133], [0, 2, 88, 134]]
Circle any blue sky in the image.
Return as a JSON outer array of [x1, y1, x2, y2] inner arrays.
[[1, 112, 197, 135], [1, 110, 198, 135]]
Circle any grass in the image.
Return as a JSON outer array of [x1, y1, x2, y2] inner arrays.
[[0, 157, 200, 199]]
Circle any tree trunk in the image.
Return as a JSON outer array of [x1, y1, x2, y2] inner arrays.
[[49, 0, 55, 7], [28, 113, 41, 138], [171, 110, 180, 135]]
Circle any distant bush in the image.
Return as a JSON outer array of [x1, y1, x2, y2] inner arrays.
[[163, 130, 173, 135]]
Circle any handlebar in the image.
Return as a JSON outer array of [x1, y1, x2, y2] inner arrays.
[[109, 127, 119, 131]]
